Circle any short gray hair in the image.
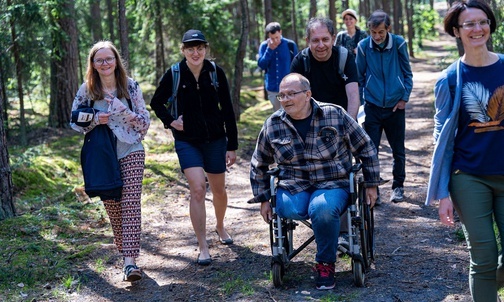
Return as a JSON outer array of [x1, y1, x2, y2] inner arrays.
[[305, 17, 335, 39]]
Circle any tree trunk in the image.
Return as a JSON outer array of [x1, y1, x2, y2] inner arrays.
[[118, 0, 129, 73], [309, 0, 317, 18], [231, 0, 250, 122], [90, 0, 103, 42], [106, 0, 115, 42], [154, 0, 166, 83], [0, 58, 8, 138], [0, 71, 15, 221], [291, 0, 298, 45], [383, 0, 390, 17], [8, 0, 27, 146], [393, 0, 401, 34], [329, 0, 337, 27], [264, 0, 272, 25], [406, 0, 415, 58], [49, 0, 79, 128]]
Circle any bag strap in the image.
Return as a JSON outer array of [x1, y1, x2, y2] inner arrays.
[[287, 40, 295, 61], [301, 48, 310, 75], [337, 46, 348, 81], [209, 61, 219, 91], [171, 63, 181, 101]]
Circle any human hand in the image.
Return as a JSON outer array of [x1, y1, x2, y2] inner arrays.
[[366, 186, 378, 208], [260, 202, 272, 223], [438, 197, 455, 226], [97, 112, 111, 124], [226, 151, 236, 167], [268, 38, 279, 50], [170, 115, 184, 131], [393, 100, 406, 112]]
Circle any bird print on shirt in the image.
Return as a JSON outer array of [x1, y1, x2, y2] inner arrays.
[[463, 82, 504, 133]]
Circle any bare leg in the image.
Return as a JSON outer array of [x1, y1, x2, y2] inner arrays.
[[184, 167, 210, 260], [207, 172, 232, 241]]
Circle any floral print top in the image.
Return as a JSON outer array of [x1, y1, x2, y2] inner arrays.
[[70, 78, 150, 145]]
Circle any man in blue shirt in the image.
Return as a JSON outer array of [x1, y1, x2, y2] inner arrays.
[[258, 22, 298, 111]]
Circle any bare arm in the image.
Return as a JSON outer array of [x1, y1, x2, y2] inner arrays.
[[345, 82, 360, 120]]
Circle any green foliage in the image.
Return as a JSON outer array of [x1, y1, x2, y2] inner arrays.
[[493, 7, 504, 53], [9, 141, 82, 211], [412, 4, 440, 48]]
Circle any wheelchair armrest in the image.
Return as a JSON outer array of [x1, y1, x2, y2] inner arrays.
[[247, 189, 272, 204], [351, 163, 362, 173], [267, 167, 280, 176]]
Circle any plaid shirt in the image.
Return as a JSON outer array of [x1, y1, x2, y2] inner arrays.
[[250, 100, 380, 202]]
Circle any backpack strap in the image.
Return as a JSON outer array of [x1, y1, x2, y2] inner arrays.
[[167, 63, 180, 118], [301, 48, 310, 75], [287, 40, 295, 61], [354, 30, 361, 44], [209, 61, 219, 91], [337, 46, 349, 81]]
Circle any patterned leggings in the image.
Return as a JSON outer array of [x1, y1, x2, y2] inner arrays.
[[102, 150, 145, 258]]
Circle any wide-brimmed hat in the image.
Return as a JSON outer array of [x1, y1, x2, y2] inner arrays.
[[182, 29, 207, 43], [342, 9, 358, 21]]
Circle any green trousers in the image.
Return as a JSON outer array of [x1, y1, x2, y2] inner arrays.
[[450, 171, 504, 302]]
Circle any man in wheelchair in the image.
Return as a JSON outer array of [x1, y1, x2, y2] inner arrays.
[[250, 73, 380, 290]]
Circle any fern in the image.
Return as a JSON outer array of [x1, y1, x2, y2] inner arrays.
[[462, 82, 490, 122]]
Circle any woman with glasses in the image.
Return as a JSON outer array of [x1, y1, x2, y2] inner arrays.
[[151, 30, 238, 266], [426, 0, 504, 300], [70, 41, 150, 282]]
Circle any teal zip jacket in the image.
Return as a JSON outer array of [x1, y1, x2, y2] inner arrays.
[[356, 33, 413, 108]]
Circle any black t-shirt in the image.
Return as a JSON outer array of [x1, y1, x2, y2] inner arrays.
[[290, 46, 358, 109]]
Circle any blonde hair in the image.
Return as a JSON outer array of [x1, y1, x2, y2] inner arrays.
[[85, 41, 129, 100]]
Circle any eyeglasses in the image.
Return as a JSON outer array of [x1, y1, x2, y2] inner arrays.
[[185, 46, 206, 54], [459, 19, 491, 29], [94, 56, 116, 65], [276, 90, 308, 101]]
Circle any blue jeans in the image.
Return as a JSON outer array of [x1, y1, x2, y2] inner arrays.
[[450, 171, 504, 301], [276, 187, 350, 264], [363, 102, 405, 189]]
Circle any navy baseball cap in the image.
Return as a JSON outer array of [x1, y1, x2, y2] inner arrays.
[[182, 29, 207, 43]]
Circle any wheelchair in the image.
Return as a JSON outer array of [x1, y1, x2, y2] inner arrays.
[[251, 163, 375, 288]]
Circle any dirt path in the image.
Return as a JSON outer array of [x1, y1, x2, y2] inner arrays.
[[70, 9, 477, 302]]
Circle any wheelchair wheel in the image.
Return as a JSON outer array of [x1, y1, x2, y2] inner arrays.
[[352, 259, 365, 287], [272, 262, 284, 288]]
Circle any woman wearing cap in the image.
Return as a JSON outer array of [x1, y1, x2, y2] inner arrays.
[[71, 41, 150, 282], [335, 9, 368, 55], [151, 30, 238, 266]]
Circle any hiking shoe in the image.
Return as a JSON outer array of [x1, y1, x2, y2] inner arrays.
[[315, 262, 335, 290], [390, 187, 405, 203], [338, 233, 349, 250]]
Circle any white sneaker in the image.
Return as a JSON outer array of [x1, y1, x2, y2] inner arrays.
[[390, 187, 404, 203]]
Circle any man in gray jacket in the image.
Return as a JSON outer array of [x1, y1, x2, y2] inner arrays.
[[356, 10, 413, 203]]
